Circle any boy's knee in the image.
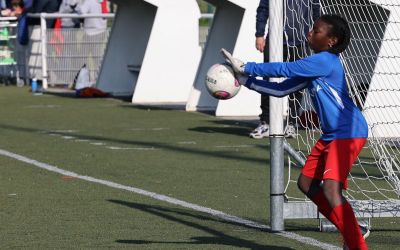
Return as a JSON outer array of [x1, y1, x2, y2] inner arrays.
[[297, 181, 307, 194], [297, 175, 311, 194], [322, 180, 344, 205]]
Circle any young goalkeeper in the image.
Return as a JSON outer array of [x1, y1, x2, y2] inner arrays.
[[222, 14, 368, 250]]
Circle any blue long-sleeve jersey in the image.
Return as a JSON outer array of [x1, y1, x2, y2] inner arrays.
[[244, 51, 368, 140]]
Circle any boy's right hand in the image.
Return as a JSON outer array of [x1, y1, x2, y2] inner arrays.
[[220, 48, 246, 76]]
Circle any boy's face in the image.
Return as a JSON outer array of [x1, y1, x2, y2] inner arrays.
[[307, 19, 338, 53]]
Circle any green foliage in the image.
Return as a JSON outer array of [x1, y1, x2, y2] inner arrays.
[[197, 0, 215, 13], [199, 18, 212, 27]]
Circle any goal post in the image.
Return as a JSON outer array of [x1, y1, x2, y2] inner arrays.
[[269, 0, 286, 232]]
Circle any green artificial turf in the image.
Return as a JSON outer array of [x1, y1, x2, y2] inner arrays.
[[0, 86, 398, 249]]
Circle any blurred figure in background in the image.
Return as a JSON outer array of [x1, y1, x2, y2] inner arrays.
[[1, 0, 24, 17], [250, 0, 320, 139], [75, 0, 107, 85], [27, 0, 62, 28], [58, 0, 80, 28], [76, 0, 106, 36]]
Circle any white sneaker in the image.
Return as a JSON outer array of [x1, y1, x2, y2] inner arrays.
[[360, 225, 370, 239], [284, 123, 297, 138], [249, 122, 269, 139]]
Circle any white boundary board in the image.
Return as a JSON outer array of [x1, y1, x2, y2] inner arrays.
[[98, 0, 201, 104], [186, 0, 263, 117]]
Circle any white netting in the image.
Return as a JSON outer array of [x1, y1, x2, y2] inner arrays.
[[284, 0, 400, 217]]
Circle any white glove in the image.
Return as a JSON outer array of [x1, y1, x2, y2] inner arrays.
[[221, 48, 246, 75]]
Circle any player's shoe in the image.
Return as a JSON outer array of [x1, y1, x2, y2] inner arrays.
[[284, 123, 297, 138], [249, 122, 269, 139], [360, 225, 370, 239], [342, 225, 370, 250]]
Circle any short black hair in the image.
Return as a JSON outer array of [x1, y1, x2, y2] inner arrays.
[[318, 14, 351, 54]]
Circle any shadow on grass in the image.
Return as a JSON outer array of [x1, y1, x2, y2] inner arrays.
[[0, 123, 270, 165], [44, 91, 132, 102], [189, 125, 252, 138], [125, 103, 187, 111], [185, 118, 257, 137], [109, 199, 293, 250]]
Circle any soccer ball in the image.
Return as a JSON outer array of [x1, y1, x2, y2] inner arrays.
[[205, 63, 241, 100]]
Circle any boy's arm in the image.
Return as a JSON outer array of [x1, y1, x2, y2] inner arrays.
[[245, 53, 332, 78], [244, 76, 309, 97]]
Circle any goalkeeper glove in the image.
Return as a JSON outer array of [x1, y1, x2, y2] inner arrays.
[[222, 63, 248, 86], [220, 48, 246, 75]]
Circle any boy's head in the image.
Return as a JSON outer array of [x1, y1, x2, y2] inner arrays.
[[308, 14, 351, 54]]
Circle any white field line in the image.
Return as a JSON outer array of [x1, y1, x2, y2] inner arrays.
[[215, 145, 253, 148], [106, 146, 156, 150], [0, 148, 340, 250]]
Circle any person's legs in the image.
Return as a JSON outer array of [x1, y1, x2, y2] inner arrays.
[[298, 174, 333, 220], [298, 140, 333, 218], [250, 42, 270, 139], [323, 180, 368, 250], [259, 94, 270, 123], [298, 178, 368, 250], [250, 94, 270, 139], [299, 139, 368, 249], [83, 31, 107, 85]]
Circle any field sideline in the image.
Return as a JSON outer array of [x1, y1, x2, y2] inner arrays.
[[0, 86, 399, 249]]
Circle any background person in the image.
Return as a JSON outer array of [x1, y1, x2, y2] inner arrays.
[[58, 0, 80, 28], [0, 0, 24, 17], [75, 0, 106, 36], [28, 0, 62, 28], [75, 0, 107, 85], [250, 0, 320, 139]]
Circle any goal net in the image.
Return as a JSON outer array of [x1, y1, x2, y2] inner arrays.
[[283, 0, 400, 222]]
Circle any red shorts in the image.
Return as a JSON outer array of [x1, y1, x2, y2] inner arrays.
[[301, 138, 366, 189]]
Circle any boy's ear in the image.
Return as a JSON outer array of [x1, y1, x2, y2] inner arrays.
[[328, 37, 338, 48]]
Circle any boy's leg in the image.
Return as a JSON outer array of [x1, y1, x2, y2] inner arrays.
[[303, 178, 368, 249], [298, 174, 334, 224], [331, 201, 368, 249], [300, 139, 368, 249], [298, 140, 334, 219], [321, 139, 368, 249]]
